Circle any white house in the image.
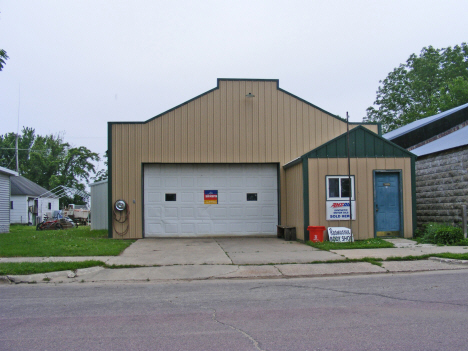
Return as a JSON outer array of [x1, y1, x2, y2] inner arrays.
[[10, 176, 59, 225], [0, 166, 18, 233]]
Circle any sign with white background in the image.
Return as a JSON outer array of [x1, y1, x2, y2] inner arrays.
[[328, 227, 353, 242], [326, 201, 356, 220]]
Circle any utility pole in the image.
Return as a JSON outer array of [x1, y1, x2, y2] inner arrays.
[[346, 112, 353, 242], [15, 133, 19, 173]]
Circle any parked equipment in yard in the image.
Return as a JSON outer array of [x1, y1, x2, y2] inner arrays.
[[63, 204, 90, 225], [36, 215, 63, 230]]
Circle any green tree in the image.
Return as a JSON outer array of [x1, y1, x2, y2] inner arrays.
[[0, 128, 100, 206], [364, 43, 468, 133], [92, 150, 108, 182], [0, 48, 8, 71]]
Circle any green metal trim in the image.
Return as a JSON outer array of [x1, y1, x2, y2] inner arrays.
[[303, 125, 415, 159], [372, 170, 404, 238], [277, 87, 345, 123], [302, 157, 310, 241], [141, 163, 145, 238], [277, 163, 281, 225], [411, 156, 417, 234], [107, 123, 113, 238]]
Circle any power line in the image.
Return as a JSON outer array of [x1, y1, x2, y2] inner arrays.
[[0, 147, 50, 152]]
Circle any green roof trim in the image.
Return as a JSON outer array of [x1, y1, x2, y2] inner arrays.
[[303, 126, 416, 160], [284, 126, 415, 170]]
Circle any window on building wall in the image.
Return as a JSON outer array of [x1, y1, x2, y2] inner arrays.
[[48, 202, 52, 210], [165, 193, 177, 201], [326, 176, 355, 201], [11, 201, 13, 210]]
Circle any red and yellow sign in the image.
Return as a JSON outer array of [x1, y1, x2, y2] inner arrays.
[[204, 190, 218, 204]]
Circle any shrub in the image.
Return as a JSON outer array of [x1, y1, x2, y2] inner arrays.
[[421, 222, 463, 245], [433, 226, 463, 245]]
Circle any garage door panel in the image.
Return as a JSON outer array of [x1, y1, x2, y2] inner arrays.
[[164, 178, 178, 187], [164, 207, 178, 218], [229, 207, 244, 217], [262, 223, 277, 233], [262, 177, 277, 188], [229, 192, 244, 203], [164, 223, 179, 234], [261, 206, 276, 217], [262, 192, 276, 202], [180, 192, 194, 202], [245, 208, 260, 216], [230, 177, 244, 187], [180, 207, 195, 218], [147, 177, 162, 187], [196, 223, 211, 234], [147, 192, 161, 203], [146, 222, 163, 233], [211, 207, 227, 217], [147, 207, 162, 218], [144, 164, 278, 237]]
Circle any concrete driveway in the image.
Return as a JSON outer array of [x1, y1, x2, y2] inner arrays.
[[105, 236, 342, 266]]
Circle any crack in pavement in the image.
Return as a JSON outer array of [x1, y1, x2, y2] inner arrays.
[[248, 283, 468, 307], [210, 308, 266, 351], [308, 286, 468, 308], [213, 238, 233, 264]]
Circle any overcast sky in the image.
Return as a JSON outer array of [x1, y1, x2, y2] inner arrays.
[[1, 0, 467, 174]]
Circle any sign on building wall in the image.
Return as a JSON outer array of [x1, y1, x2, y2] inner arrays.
[[328, 227, 353, 242], [204, 190, 218, 204], [326, 201, 356, 220]]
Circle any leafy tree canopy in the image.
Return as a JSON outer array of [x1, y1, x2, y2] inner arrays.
[[0, 127, 100, 206], [0, 48, 8, 71], [364, 43, 468, 133], [92, 150, 108, 182]]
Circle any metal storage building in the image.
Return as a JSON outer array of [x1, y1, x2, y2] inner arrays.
[[90, 180, 108, 230], [108, 79, 415, 240]]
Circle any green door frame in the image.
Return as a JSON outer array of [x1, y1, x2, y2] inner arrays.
[[373, 170, 404, 238]]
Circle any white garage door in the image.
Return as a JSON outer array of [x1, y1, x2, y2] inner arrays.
[[144, 164, 278, 237]]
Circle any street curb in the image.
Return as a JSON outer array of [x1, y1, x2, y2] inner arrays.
[[428, 257, 468, 265]]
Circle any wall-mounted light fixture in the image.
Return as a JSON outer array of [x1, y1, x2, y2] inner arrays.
[[245, 93, 255, 98]]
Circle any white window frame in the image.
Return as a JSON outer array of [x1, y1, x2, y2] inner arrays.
[[326, 175, 355, 201]]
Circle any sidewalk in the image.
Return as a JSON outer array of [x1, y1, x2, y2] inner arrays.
[[2, 238, 468, 284]]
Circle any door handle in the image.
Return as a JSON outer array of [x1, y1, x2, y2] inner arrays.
[[376, 204, 379, 212]]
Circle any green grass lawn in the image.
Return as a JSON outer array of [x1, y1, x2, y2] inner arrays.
[[0, 225, 135, 257], [307, 238, 395, 250], [0, 260, 106, 276]]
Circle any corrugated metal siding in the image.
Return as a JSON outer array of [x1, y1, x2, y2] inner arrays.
[[308, 158, 413, 239], [0, 173, 11, 233], [91, 181, 108, 230], [111, 80, 379, 238], [284, 162, 304, 240]]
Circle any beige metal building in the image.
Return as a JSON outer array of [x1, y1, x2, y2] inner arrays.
[[108, 79, 416, 240]]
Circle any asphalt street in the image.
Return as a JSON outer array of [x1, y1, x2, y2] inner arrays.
[[1, 270, 468, 351]]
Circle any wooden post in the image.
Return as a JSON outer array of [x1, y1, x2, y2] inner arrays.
[[463, 205, 467, 239]]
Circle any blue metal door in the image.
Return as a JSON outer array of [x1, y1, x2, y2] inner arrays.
[[375, 172, 401, 237]]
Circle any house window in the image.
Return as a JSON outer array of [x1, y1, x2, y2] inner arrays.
[[326, 176, 355, 201], [246, 193, 258, 201], [11, 201, 13, 210], [48, 202, 52, 210], [165, 193, 177, 201]]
